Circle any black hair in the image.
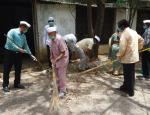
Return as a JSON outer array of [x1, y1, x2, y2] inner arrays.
[[116, 28, 119, 33], [118, 19, 130, 30], [145, 23, 150, 27], [19, 24, 27, 28]]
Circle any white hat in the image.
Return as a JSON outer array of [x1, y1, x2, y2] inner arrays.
[[48, 17, 54, 21], [47, 26, 57, 33], [20, 21, 31, 28], [143, 20, 150, 24], [94, 35, 100, 42]]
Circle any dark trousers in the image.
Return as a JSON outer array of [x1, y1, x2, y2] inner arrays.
[[68, 48, 72, 63], [141, 51, 150, 78], [47, 45, 52, 68], [2, 49, 22, 87], [121, 63, 135, 95]]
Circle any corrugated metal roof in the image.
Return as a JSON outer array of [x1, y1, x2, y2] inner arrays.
[[38, 0, 150, 8], [38, 0, 118, 8], [38, 0, 95, 5]]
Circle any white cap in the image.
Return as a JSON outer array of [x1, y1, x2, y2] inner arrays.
[[47, 26, 57, 33], [48, 17, 54, 21], [143, 20, 150, 24], [64, 34, 77, 43], [20, 21, 31, 28], [94, 35, 100, 42]]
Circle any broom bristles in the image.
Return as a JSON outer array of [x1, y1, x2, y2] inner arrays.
[[49, 67, 60, 111]]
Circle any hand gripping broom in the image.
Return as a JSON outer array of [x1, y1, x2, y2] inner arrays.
[[49, 66, 60, 111]]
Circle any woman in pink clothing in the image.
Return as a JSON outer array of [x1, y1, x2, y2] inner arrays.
[[47, 26, 69, 98]]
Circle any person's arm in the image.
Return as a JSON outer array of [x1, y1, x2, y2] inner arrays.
[[144, 28, 150, 47], [137, 34, 144, 50], [54, 51, 65, 64], [117, 33, 127, 59], [54, 38, 66, 64], [43, 27, 47, 45], [108, 36, 113, 59], [23, 36, 32, 55], [23, 36, 37, 61], [6, 31, 22, 51]]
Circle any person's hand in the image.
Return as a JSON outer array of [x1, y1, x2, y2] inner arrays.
[[53, 59, 58, 65], [31, 55, 37, 61], [19, 48, 27, 53], [117, 55, 121, 61], [116, 53, 121, 61]]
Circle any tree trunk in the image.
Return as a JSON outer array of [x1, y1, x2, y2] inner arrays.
[[87, 1, 94, 37], [95, 0, 106, 37], [128, 0, 139, 27], [90, 0, 106, 60]]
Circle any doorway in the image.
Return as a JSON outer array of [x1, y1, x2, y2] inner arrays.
[[136, 9, 150, 36], [0, 0, 35, 63]]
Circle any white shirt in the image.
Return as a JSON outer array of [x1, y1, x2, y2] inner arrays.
[[117, 27, 144, 63], [43, 25, 57, 47], [76, 38, 94, 51]]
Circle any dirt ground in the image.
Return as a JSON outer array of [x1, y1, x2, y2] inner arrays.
[[0, 55, 150, 115]]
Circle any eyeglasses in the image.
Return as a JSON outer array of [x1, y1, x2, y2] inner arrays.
[[48, 20, 54, 22]]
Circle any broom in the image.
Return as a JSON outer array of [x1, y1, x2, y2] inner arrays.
[[49, 66, 60, 111]]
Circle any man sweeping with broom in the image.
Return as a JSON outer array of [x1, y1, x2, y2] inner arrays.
[[47, 26, 69, 98], [2, 21, 37, 92]]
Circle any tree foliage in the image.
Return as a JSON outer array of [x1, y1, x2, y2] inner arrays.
[[116, 0, 140, 26]]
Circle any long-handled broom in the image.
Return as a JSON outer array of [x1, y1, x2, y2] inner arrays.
[[49, 66, 60, 111]]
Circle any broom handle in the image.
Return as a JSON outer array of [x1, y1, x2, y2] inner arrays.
[[52, 66, 59, 94]]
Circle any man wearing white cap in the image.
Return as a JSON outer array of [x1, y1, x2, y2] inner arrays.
[[43, 17, 57, 69], [47, 26, 69, 98], [2, 21, 37, 92], [139, 20, 150, 80], [63, 34, 89, 70], [76, 35, 101, 60]]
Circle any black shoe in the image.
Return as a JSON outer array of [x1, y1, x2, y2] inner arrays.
[[128, 92, 134, 97], [3, 86, 10, 92], [14, 84, 25, 89], [120, 88, 128, 93], [115, 88, 128, 97], [119, 86, 128, 93]]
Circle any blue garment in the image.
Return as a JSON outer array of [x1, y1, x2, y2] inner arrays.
[[142, 27, 150, 52], [5, 28, 31, 55], [108, 33, 122, 71]]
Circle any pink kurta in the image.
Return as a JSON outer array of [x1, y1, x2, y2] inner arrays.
[[49, 34, 69, 92]]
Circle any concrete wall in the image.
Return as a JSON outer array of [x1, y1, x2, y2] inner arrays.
[[115, 9, 126, 30], [36, 3, 76, 61], [99, 8, 138, 55]]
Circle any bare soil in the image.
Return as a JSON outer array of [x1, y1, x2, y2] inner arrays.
[[0, 56, 150, 115]]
